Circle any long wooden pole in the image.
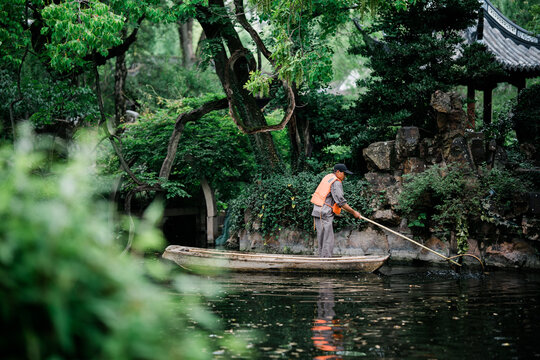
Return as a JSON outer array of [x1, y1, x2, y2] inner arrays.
[[359, 215, 462, 267]]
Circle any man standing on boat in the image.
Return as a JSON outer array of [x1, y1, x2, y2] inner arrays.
[[311, 164, 362, 258]]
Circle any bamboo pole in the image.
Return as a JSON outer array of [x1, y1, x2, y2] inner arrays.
[[359, 215, 462, 267]]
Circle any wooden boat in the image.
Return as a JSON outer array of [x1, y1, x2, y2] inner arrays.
[[162, 245, 389, 273]]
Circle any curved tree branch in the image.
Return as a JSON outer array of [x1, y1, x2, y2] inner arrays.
[[117, 96, 228, 253], [94, 59, 146, 188], [224, 49, 296, 134], [85, 15, 145, 66], [159, 97, 229, 179], [9, 46, 29, 139], [215, 2, 297, 134], [233, 0, 275, 66], [109, 135, 147, 187]]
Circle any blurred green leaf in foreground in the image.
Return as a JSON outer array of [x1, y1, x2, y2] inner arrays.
[[0, 124, 245, 359]]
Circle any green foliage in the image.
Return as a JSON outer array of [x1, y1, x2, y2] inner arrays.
[[1, 0, 184, 139], [512, 84, 540, 159], [131, 64, 221, 103], [454, 43, 506, 88], [254, 0, 344, 86], [398, 164, 530, 253], [531, 4, 540, 34], [228, 171, 376, 238], [197, 38, 227, 72], [329, 23, 372, 90], [0, 68, 99, 135], [323, 144, 353, 163], [482, 98, 516, 147], [185, 0, 417, 89], [455, 217, 470, 253], [296, 91, 360, 171], [265, 109, 292, 165], [41, 2, 125, 72], [490, 0, 540, 34], [0, 126, 231, 359], [0, 0, 31, 69], [124, 21, 222, 104], [297, 89, 396, 171], [351, 0, 483, 132], [2, 0, 168, 73], [244, 70, 273, 97], [271, 29, 334, 86], [349, 111, 404, 152], [480, 166, 532, 213], [28, 79, 99, 126], [408, 212, 427, 228], [259, 0, 421, 85], [102, 94, 256, 202]]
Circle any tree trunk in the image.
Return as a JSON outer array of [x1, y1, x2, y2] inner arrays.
[[196, 0, 283, 174], [288, 114, 313, 172], [178, 19, 196, 68], [195, 31, 206, 60], [114, 49, 127, 127], [288, 92, 313, 172]]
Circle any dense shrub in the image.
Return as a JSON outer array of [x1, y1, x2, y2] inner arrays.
[[349, 0, 496, 134], [398, 164, 530, 253], [513, 84, 540, 162], [100, 94, 255, 204], [228, 171, 377, 239], [0, 69, 99, 137], [296, 92, 359, 171], [0, 127, 239, 359]]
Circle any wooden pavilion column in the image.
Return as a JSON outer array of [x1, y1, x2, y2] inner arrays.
[[483, 87, 494, 125], [466, 85, 476, 129]]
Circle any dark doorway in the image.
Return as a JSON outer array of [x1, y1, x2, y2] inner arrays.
[[162, 215, 200, 247]]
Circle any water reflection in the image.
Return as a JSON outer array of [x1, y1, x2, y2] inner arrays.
[[312, 281, 344, 359], [185, 269, 540, 359]]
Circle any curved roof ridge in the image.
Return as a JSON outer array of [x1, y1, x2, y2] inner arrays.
[[472, 0, 540, 75], [482, 0, 540, 48]]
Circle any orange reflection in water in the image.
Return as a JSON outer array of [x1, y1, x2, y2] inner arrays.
[[311, 281, 344, 360]]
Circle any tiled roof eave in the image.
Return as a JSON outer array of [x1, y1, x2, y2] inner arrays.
[[480, 16, 540, 76], [501, 64, 540, 72], [482, 0, 540, 48]]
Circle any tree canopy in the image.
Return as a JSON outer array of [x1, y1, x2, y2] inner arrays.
[[350, 0, 484, 135], [1, 0, 537, 205]]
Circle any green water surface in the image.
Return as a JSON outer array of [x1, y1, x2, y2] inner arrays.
[[181, 267, 540, 359]]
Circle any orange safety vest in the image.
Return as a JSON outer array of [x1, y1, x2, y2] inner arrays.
[[310, 173, 342, 215]]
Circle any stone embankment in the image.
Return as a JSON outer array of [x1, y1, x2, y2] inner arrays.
[[233, 91, 540, 270]]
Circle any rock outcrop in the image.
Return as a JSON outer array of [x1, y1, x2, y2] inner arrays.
[[231, 91, 540, 270]]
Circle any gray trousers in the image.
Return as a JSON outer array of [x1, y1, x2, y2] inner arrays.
[[314, 215, 335, 257]]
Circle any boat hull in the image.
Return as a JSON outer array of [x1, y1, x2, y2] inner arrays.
[[162, 245, 389, 273]]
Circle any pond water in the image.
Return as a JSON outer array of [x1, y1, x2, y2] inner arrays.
[[183, 266, 540, 359]]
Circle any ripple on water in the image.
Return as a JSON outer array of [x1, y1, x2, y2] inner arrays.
[[177, 266, 540, 359]]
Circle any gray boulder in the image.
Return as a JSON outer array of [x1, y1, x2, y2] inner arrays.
[[363, 141, 395, 171], [395, 126, 421, 160]]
